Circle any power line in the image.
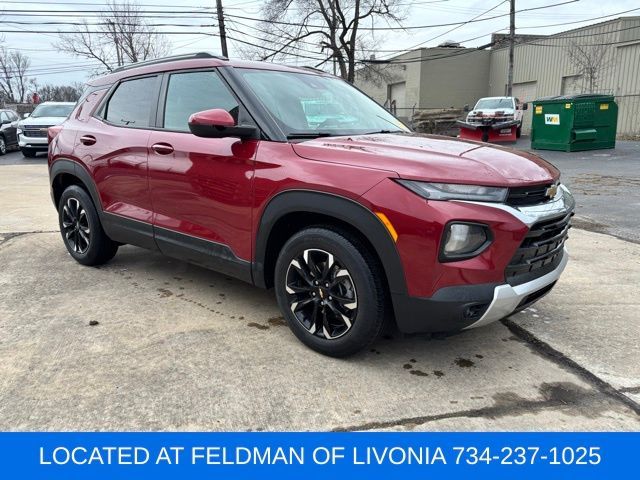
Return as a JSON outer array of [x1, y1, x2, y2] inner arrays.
[[0, 1, 579, 30], [223, 0, 579, 31], [380, 0, 508, 60]]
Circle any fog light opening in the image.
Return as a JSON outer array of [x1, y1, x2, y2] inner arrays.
[[440, 222, 491, 262]]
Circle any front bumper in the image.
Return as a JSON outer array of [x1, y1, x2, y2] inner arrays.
[[464, 248, 568, 329], [392, 185, 575, 333], [18, 134, 48, 149]]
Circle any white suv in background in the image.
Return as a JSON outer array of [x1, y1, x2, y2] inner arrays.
[[17, 102, 75, 157]]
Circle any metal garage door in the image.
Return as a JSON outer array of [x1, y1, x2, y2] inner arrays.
[[561, 75, 584, 95], [614, 42, 640, 137], [513, 81, 538, 134], [389, 81, 407, 120]]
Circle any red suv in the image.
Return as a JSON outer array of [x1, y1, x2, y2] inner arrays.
[[49, 53, 574, 356]]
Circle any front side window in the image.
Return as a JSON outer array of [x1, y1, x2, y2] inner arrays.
[[104, 76, 158, 127], [30, 104, 74, 118], [236, 68, 409, 138], [163, 70, 240, 132]]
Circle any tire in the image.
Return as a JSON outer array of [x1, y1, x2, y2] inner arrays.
[[274, 227, 386, 357], [21, 147, 37, 158], [516, 126, 522, 138], [58, 185, 118, 266], [0, 136, 6, 156]]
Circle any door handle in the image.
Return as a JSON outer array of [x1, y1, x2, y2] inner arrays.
[[79, 134, 96, 146], [151, 143, 174, 155]]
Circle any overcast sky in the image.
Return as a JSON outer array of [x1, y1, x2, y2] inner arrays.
[[1, 0, 639, 87]]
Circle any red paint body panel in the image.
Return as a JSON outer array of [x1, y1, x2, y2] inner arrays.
[[292, 133, 558, 186], [73, 118, 153, 223], [147, 132, 257, 260], [362, 179, 528, 298], [459, 124, 518, 143]]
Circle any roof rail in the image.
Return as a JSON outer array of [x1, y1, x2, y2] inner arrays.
[[299, 66, 329, 74], [111, 52, 227, 73]]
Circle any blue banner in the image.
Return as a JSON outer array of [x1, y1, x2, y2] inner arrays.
[[0, 432, 635, 479]]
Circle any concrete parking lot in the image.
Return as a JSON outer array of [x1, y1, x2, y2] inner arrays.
[[0, 145, 639, 431]]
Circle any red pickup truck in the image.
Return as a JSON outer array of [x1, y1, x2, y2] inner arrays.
[[48, 53, 574, 356]]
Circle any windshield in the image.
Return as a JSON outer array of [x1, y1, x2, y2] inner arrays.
[[31, 104, 74, 118], [236, 68, 409, 138], [474, 98, 514, 110]]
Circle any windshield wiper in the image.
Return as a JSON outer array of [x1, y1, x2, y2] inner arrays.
[[362, 129, 403, 135], [286, 132, 335, 139]]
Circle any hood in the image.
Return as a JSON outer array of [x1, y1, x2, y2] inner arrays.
[[19, 116, 68, 127], [291, 133, 559, 187], [469, 108, 515, 116]]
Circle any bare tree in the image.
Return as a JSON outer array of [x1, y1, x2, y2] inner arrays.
[[56, 0, 171, 73], [31, 82, 84, 102], [0, 45, 32, 103], [566, 41, 612, 93], [252, 0, 405, 83]]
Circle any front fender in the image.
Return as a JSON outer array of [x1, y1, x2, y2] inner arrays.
[[253, 189, 408, 297]]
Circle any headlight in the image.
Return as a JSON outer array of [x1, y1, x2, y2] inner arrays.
[[440, 222, 491, 261], [17, 127, 23, 134], [397, 180, 508, 202]]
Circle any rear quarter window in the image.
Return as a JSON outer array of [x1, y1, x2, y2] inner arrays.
[[104, 76, 159, 128]]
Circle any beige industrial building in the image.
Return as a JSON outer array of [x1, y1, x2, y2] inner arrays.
[[356, 16, 640, 137]]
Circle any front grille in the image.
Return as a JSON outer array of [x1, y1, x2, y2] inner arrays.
[[506, 183, 553, 206], [23, 126, 49, 138], [506, 212, 572, 286]]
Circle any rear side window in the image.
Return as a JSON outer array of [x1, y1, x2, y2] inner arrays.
[[0, 112, 9, 123], [163, 71, 239, 132], [104, 76, 158, 127]]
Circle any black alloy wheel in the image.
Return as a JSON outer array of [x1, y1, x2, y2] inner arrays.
[[285, 248, 358, 340], [58, 185, 118, 265], [61, 197, 91, 254], [274, 227, 386, 357]]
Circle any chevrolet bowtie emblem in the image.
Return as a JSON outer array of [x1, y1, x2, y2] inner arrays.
[[546, 184, 558, 198]]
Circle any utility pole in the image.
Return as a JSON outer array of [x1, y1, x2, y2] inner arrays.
[[216, 0, 229, 58], [506, 0, 515, 96]]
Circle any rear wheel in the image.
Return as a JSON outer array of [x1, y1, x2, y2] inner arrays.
[[274, 227, 386, 357], [58, 185, 118, 266], [21, 147, 37, 158]]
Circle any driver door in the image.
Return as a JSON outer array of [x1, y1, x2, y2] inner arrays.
[[147, 69, 258, 273]]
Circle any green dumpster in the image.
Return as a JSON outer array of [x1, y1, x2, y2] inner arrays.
[[531, 94, 617, 152]]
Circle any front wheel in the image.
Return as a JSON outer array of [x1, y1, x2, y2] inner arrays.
[[516, 126, 522, 138], [58, 185, 118, 265], [274, 227, 386, 357], [0, 136, 6, 155]]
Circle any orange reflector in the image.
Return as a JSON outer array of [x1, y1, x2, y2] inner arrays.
[[375, 212, 398, 242]]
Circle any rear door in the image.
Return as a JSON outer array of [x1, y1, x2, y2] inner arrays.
[[147, 69, 258, 275], [73, 75, 160, 237]]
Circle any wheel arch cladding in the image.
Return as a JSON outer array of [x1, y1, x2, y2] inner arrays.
[[253, 190, 408, 296], [50, 159, 102, 211]]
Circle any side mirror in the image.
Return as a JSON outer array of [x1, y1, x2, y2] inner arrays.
[[463, 104, 470, 112], [522, 103, 528, 111], [188, 109, 258, 140], [23, 112, 30, 118]]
